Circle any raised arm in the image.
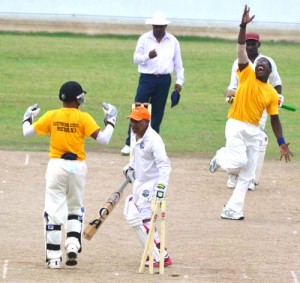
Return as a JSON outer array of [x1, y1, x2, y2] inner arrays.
[[237, 5, 255, 72]]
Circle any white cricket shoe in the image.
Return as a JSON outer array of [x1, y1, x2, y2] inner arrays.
[[248, 180, 256, 191], [209, 156, 220, 173], [121, 145, 130, 156], [66, 244, 78, 266], [221, 207, 244, 220], [227, 174, 238, 189], [46, 258, 61, 269]]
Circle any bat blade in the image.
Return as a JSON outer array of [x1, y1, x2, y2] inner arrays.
[[83, 179, 129, 240]]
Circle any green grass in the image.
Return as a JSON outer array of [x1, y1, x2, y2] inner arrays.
[[0, 32, 299, 160]]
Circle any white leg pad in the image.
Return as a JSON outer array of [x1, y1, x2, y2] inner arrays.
[[124, 195, 143, 227], [65, 237, 80, 251], [124, 195, 161, 262], [46, 250, 62, 260]]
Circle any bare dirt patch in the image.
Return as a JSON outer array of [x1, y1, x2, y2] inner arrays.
[[0, 150, 299, 282]]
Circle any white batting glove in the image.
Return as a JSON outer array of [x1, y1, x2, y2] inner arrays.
[[23, 103, 40, 124], [122, 164, 135, 183], [278, 94, 284, 107], [102, 102, 117, 128], [153, 184, 166, 201]]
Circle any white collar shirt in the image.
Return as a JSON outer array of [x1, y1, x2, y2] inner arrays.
[[133, 31, 184, 86], [129, 125, 171, 187]]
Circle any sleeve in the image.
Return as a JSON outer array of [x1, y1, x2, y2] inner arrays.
[[228, 59, 239, 90], [152, 137, 171, 187], [83, 113, 100, 137], [174, 39, 184, 86], [133, 35, 150, 65], [268, 57, 282, 88], [266, 90, 279, 116], [33, 112, 51, 135]]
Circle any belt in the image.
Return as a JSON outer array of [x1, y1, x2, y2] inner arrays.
[[142, 73, 170, 78], [61, 152, 77, 160]]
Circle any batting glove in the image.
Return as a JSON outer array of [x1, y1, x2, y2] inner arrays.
[[278, 94, 284, 107], [23, 103, 40, 124], [153, 184, 166, 201], [102, 102, 117, 128], [123, 165, 135, 183]]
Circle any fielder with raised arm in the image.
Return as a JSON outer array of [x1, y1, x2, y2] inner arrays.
[[122, 106, 172, 267], [209, 5, 293, 220], [22, 81, 117, 269], [224, 31, 283, 190]]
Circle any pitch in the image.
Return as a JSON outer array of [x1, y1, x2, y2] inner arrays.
[[0, 150, 299, 282]]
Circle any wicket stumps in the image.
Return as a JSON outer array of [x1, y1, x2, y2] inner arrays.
[[138, 198, 166, 275]]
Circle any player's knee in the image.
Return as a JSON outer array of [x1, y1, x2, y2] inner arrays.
[[123, 195, 143, 228]]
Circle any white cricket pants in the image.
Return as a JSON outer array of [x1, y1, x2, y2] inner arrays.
[[217, 118, 262, 214]]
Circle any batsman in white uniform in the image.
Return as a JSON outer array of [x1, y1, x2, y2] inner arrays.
[[225, 32, 283, 190], [209, 5, 292, 220], [123, 106, 173, 267], [22, 81, 117, 269]]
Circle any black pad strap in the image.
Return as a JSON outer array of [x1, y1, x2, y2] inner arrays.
[[46, 225, 61, 231], [68, 214, 83, 222], [47, 244, 60, 251]]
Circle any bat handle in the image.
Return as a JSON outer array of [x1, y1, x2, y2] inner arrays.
[[281, 104, 296, 112]]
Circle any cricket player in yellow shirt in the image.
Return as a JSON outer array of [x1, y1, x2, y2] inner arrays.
[[209, 6, 293, 220], [22, 81, 117, 268]]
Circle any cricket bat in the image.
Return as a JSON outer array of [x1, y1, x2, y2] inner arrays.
[[83, 179, 129, 240]]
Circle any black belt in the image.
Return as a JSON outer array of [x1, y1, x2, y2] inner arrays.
[[61, 153, 77, 160], [142, 73, 170, 78]]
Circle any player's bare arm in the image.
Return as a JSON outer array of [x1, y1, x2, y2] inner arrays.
[[270, 114, 293, 162], [237, 5, 255, 71]]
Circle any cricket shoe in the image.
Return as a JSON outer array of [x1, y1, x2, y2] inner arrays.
[[66, 244, 78, 266], [227, 174, 238, 189], [145, 256, 173, 268], [121, 145, 130, 156], [209, 156, 220, 173], [248, 180, 256, 191], [46, 258, 61, 269], [221, 207, 244, 220]]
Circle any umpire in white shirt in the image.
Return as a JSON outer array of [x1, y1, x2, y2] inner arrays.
[[121, 11, 184, 155]]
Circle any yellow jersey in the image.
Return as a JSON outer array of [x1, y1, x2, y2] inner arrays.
[[33, 108, 100, 160], [228, 64, 278, 125]]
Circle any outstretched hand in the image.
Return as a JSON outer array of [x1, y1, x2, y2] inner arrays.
[[241, 5, 255, 26], [279, 143, 293, 162]]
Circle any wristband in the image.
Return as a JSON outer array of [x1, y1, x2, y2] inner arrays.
[[277, 137, 285, 146], [239, 23, 246, 29]]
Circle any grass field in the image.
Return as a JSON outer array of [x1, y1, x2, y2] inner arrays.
[[0, 32, 299, 160]]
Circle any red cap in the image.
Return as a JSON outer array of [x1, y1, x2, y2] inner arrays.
[[245, 32, 260, 42], [127, 106, 151, 121]]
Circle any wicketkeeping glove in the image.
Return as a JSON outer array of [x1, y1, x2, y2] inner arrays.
[[23, 103, 40, 124], [153, 184, 166, 201], [102, 102, 117, 128], [123, 165, 135, 183]]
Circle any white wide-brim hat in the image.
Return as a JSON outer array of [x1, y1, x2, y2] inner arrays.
[[145, 11, 171, 25]]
